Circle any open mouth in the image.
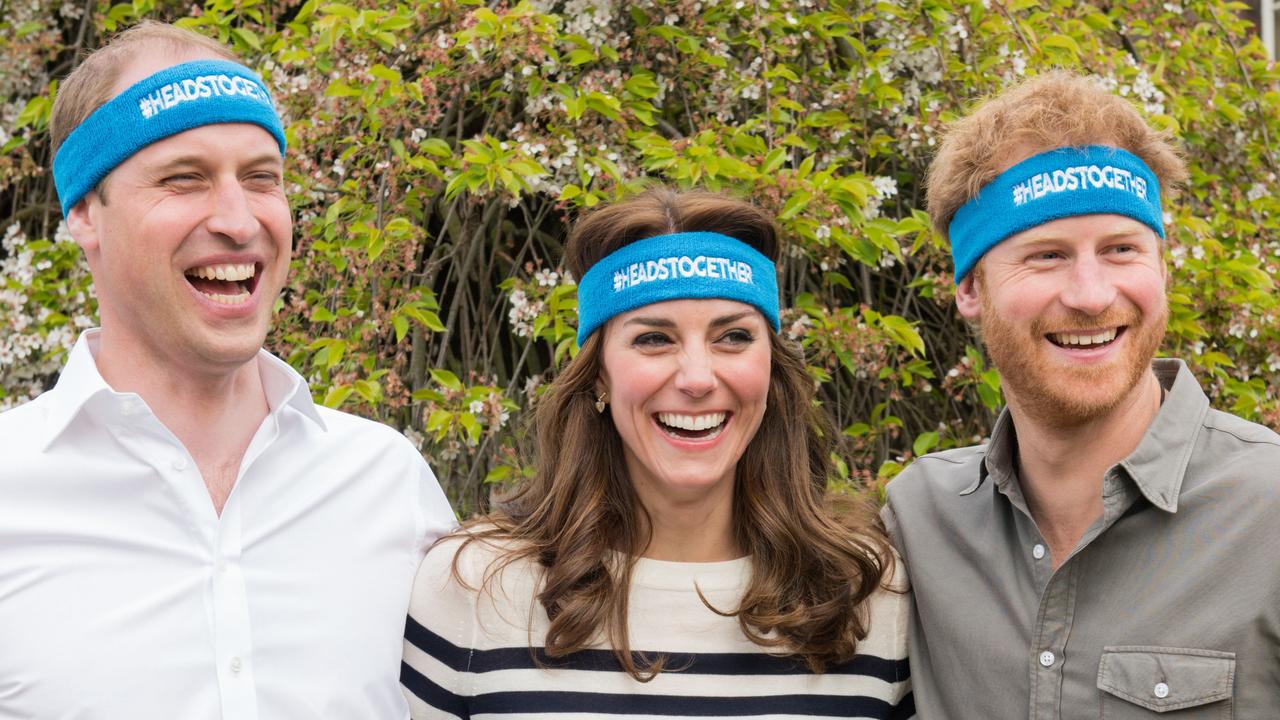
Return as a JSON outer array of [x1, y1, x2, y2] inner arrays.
[[1046, 327, 1123, 350], [184, 263, 259, 306], [655, 411, 730, 441]]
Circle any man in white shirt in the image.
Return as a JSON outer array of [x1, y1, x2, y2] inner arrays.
[[0, 21, 456, 719]]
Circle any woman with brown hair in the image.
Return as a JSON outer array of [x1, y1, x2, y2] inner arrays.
[[401, 187, 912, 719]]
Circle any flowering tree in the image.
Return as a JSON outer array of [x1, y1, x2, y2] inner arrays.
[[3, 0, 1278, 513]]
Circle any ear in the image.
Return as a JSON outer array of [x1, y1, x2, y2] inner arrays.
[[65, 192, 102, 254], [955, 272, 982, 321]]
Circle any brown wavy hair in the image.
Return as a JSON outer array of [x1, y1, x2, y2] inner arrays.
[[452, 187, 892, 679]]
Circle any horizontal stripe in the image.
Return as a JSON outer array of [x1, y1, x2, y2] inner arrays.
[[406, 616, 908, 682], [890, 691, 915, 720], [402, 660, 470, 719], [470, 688, 895, 717]]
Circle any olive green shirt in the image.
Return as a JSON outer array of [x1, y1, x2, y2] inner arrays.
[[883, 359, 1280, 718]]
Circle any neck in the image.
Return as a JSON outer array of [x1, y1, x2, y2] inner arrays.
[[93, 326, 270, 515], [1006, 369, 1162, 567], [634, 483, 740, 563]]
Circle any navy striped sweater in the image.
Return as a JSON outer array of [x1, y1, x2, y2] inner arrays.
[[402, 537, 914, 719]]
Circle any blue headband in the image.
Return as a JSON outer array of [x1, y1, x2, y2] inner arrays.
[[948, 145, 1164, 281], [53, 59, 287, 216], [575, 231, 781, 344]]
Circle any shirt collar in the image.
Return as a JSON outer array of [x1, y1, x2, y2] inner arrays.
[[41, 329, 326, 450], [40, 330, 114, 449], [965, 409, 1015, 496], [963, 358, 1208, 513], [1115, 358, 1208, 512], [256, 348, 328, 431]]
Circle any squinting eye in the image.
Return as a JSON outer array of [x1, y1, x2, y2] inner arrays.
[[632, 332, 671, 347], [719, 329, 755, 345]]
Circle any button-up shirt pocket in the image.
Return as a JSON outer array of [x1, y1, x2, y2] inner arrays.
[[1097, 646, 1235, 718]]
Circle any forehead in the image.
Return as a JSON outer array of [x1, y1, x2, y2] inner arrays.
[[612, 298, 763, 324], [110, 47, 229, 98], [1000, 214, 1158, 249]]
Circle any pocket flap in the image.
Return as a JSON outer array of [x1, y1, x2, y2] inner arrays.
[[1097, 646, 1235, 712]]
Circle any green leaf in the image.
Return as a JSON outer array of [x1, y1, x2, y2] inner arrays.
[[324, 80, 363, 97], [485, 465, 513, 483], [322, 385, 355, 408], [624, 70, 661, 99], [913, 431, 939, 457], [761, 147, 787, 175], [15, 95, 52, 131], [353, 379, 382, 404], [431, 369, 463, 391], [879, 314, 925, 356], [566, 48, 595, 65], [231, 27, 262, 51], [369, 64, 402, 83], [1040, 34, 1081, 58]]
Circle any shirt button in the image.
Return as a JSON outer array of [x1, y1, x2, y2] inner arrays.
[[230, 657, 242, 674], [1032, 544, 1046, 560], [1039, 650, 1055, 667], [172, 457, 188, 471], [1154, 682, 1170, 698]]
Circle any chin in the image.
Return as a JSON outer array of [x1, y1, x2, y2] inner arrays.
[[193, 334, 268, 368]]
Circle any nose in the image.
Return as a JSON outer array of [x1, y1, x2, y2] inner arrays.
[[674, 346, 717, 398], [1059, 254, 1117, 316], [204, 178, 261, 244]]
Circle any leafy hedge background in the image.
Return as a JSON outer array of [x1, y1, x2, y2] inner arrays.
[[3, 0, 1278, 513]]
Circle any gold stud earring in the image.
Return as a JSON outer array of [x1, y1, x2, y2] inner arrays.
[[595, 392, 608, 413]]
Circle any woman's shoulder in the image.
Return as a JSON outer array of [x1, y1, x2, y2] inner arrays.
[[858, 545, 910, 661], [410, 527, 543, 615]]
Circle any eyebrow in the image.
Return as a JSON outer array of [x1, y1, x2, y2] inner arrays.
[[623, 316, 676, 329], [1022, 227, 1151, 244], [709, 311, 755, 327], [152, 153, 282, 172], [622, 311, 756, 329]]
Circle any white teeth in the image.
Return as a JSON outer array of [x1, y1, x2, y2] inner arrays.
[[657, 412, 727, 431], [187, 263, 255, 281], [198, 290, 251, 305], [1051, 328, 1118, 347]]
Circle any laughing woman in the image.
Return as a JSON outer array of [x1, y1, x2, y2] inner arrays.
[[402, 188, 913, 719]]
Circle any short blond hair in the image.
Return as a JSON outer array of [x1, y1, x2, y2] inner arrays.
[[926, 70, 1188, 241], [50, 21, 238, 154]]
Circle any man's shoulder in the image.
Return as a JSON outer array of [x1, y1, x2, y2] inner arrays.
[[0, 394, 54, 453], [309, 405, 420, 452], [885, 443, 988, 500], [1200, 407, 1280, 449], [1186, 407, 1280, 503]]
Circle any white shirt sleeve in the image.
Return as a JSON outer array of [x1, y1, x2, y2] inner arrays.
[[413, 454, 458, 554]]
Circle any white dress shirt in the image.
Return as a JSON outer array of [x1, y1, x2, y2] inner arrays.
[[0, 330, 457, 719]]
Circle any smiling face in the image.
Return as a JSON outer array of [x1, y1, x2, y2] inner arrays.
[[66, 51, 291, 378], [957, 214, 1168, 427], [598, 298, 772, 513]]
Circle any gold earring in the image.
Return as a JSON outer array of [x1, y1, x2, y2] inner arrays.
[[595, 392, 608, 413]]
